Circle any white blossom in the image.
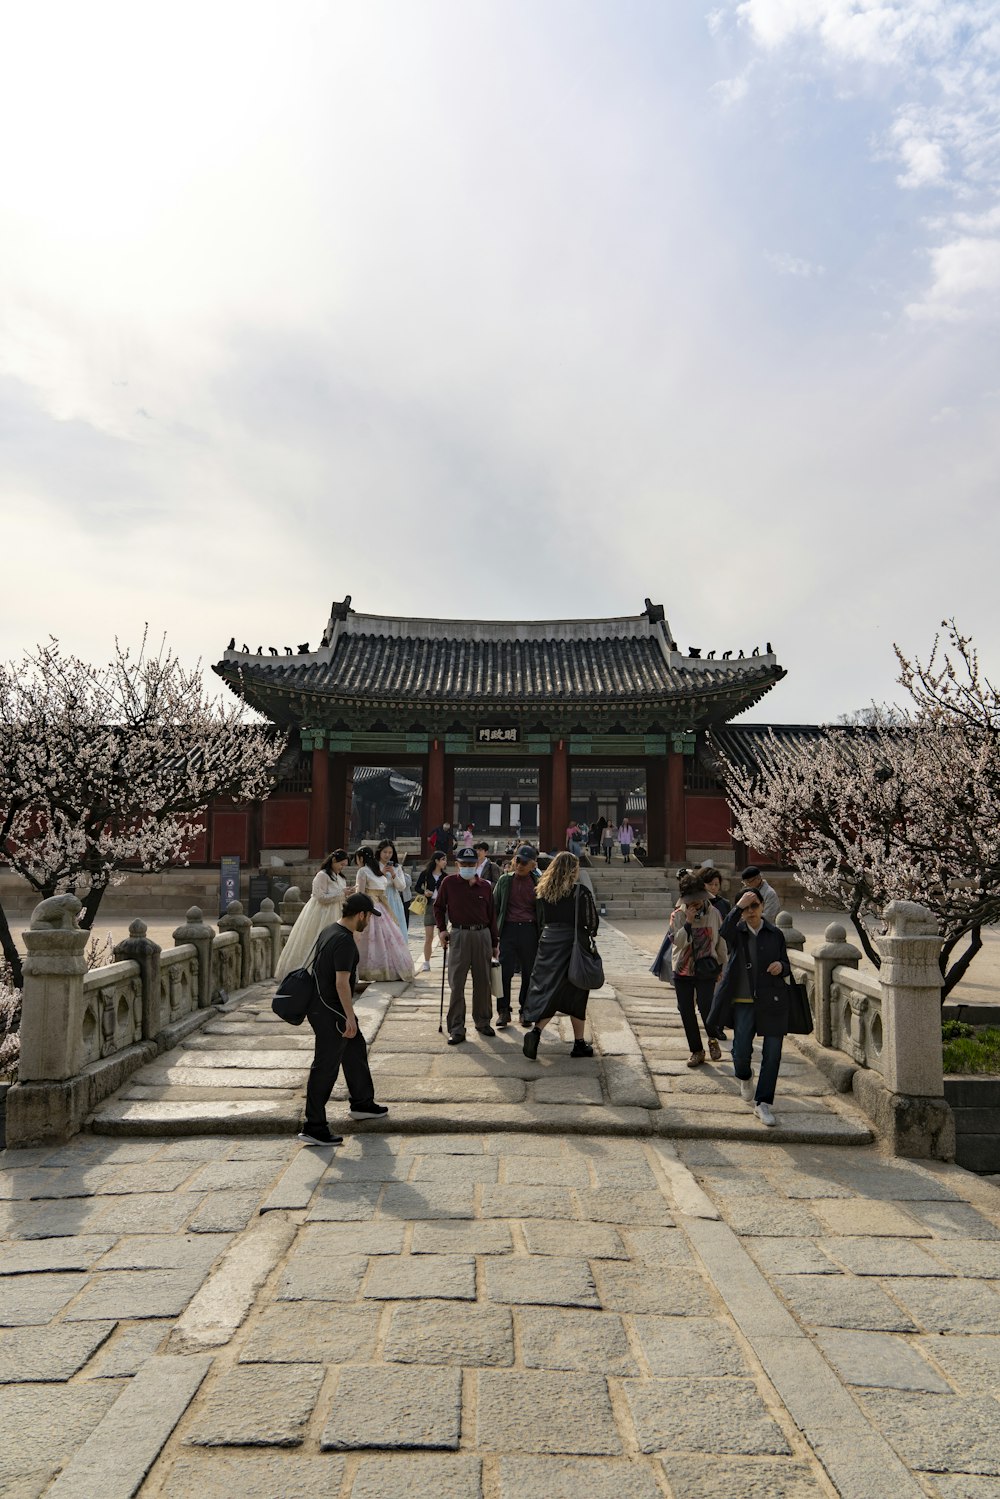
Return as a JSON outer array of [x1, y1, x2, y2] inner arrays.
[[0, 631, 286, 987], [713, 622, 1000, 999]]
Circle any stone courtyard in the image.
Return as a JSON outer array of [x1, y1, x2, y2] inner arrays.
[[3, 924, 1000, 1496]]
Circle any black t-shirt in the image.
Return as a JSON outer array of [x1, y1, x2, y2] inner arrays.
[[313, 922, 359, 1012]]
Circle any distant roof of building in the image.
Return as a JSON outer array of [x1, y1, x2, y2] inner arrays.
[[215, 598, 786, 730], [708, 723, 827, 776]]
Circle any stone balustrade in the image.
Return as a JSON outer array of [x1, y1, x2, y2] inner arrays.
[[785, 902, 954, 1161], [6, 895, 295, 1147]]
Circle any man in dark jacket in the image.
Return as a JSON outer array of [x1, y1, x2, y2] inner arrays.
[[708, 890, 790, 1127], [430, 823, 456, 859], [472, 840, 503, 885], [492, 844, 540, 1028]]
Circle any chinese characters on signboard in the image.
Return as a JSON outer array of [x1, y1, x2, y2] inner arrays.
[[476, 725, 521, 745]]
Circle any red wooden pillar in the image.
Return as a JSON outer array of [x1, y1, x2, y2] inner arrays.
[[667, 750, 687, 863], [550, 739, 570, 853], [538, 756, 553, 851], [443, 759, 456, 846], [328, 755, 350, 850], [308, 744, 330, 859], [423, 739, 445, 853], [645, 758, 667, 866]]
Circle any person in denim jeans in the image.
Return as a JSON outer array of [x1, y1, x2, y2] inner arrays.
[[708, 890, 791, 1127]]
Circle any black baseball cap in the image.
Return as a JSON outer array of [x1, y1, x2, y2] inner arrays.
[[515, 844, 538, 862], [741, 866, 762, 880], [456, 848, 477, 864], [343, 893, 381, 917]]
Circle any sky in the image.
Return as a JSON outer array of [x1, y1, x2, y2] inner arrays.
[[1, 0, 998, 724]]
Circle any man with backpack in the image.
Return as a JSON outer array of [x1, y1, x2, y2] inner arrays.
[[299, 892, 391, 1145]]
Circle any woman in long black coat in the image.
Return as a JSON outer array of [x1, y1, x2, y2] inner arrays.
[[707, 890, 791, 1127], [522, 852, 599, 1060]]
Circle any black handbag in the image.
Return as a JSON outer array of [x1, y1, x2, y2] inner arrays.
[[568, 885, 605, 991], [272, 933, 326, 1025], [785, 978, 814, 1035], [695, 955, 721, 980]]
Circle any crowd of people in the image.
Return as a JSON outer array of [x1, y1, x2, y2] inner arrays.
[[278, 820, 792, 1142], [650, 862, 789, 1127]]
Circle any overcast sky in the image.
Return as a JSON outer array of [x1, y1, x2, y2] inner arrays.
[[1, 0, 998, 724]]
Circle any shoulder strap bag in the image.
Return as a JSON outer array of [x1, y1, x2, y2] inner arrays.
[[784, 977, 814, 1035], [272, 930, 330, 1025], [568, 884, 605, 991]]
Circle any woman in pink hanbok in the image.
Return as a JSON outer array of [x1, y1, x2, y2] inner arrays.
[[353, 847, 414, 982]]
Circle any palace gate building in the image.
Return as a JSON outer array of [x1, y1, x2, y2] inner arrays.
[[209, 597, 786, 868]]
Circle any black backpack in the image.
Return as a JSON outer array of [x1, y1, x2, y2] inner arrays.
[[272, 932, 330, 1025]]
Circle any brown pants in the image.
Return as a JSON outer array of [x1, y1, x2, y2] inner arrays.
[[447, 928, 493, 1036]]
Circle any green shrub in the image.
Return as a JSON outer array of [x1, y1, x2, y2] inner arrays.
[[942, 1019, 976, 1042], [943, 1028, 1000, 1075]]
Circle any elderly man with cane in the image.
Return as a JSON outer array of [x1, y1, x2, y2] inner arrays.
[[435, 846, 500, 1044]]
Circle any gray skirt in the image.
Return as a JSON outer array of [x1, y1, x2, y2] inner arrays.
[[522, 924, 588, 1024]]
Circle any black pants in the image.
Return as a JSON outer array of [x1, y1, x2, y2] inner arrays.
[[674, 974, 723, 1052], [499, 923, 538, 1015], [304, 999, 376, 1124]]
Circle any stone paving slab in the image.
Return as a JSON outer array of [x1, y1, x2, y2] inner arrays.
[[322, 1366, 462, 1450], [2, 1129, 1000, 1495], [84, 928, 877, 1145]]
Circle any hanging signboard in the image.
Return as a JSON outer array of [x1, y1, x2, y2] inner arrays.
[[219, 855, 240, 916], [476, 725, 521, 745]]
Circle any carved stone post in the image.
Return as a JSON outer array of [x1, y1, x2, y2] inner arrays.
[[775, 911, 805, 952], [811, 922, 862, 1049], [874, 901, 944, 1097], [18, 895, 89, 1082], [114, 919, 162, 1041], [219, 900, 253, 988], [252, 897, 283, 975], [279, 886, 305, 926], [172, 906, 215, 1010]]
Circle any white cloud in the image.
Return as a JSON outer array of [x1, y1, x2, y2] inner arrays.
[[907, 234, 1000, 319], [718, 1, 1000, 314], [765, 251, 825, 276], [711, 69, 752, 105]]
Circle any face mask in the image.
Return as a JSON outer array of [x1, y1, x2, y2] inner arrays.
[[459, 868, 477, 880]]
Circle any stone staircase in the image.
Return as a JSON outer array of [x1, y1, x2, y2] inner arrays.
[[587, 866, 677, 921]]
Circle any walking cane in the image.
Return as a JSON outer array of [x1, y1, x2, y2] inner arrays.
[[438, 938, 448, 1034]]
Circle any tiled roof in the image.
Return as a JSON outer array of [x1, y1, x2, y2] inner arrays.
[[216, 602, 786, 727], [708, 724, 826, 776], [218, 633, 782, 707]]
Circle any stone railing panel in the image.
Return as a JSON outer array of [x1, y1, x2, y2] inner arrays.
[[159, 945, 199, 1026], [829, 967, 884, 1078], [249, 928, 271, 984], [212, 931, 242, 1000], [81, 961, 143, 1067]]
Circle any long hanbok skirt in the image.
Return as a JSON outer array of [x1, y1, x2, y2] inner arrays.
[[356, 892, 414, 982], [522, 923, 588, 1024], [274, 897, 342, 981], [384, 883, 407, 931]]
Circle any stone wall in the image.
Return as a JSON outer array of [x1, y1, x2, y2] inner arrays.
[[783, 903, 955, 1161], [5, 894, 292, 1147]]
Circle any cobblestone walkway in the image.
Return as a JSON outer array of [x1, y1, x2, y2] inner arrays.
[[2, 1130, 1000, 1496], [92, 925, 872, 1146]]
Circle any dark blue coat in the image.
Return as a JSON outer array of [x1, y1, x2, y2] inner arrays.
[[707, 908, 791, 1038]]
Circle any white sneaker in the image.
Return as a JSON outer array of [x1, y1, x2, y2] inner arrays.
[[420, 961, 430, 972], [739, 1073, 755, 1104], [755, 1101, 776, 1127]]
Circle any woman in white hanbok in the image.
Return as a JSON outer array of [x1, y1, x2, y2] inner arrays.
[[274, 850, 348, 981], [375, 840, 408, 931], [354, 847, 414, 982]]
